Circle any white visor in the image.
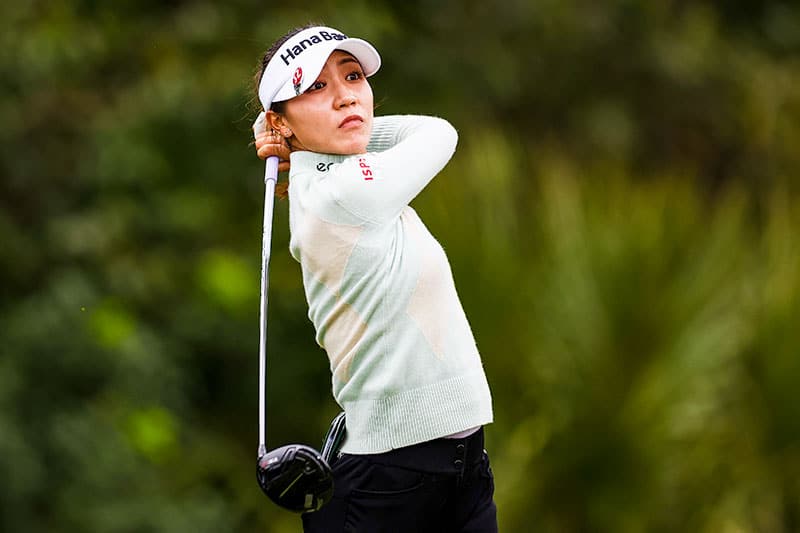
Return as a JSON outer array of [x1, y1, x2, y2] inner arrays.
[[257, 26, 381, 111]]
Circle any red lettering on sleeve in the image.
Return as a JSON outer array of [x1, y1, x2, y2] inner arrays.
[[358, 158, 373, 181]]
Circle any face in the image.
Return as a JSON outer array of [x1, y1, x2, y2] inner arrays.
[[271, 51, 374, 155]]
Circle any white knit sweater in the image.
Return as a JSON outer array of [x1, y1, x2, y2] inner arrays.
[[287, 115, 493, 454]]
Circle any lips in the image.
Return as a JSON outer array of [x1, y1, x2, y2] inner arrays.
[[339, 115, 364, 128]]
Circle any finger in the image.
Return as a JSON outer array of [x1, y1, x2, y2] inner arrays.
[[256, 145, 271, 160], [256, 143, 275, 159], [263, 141, 291, 161], [275, 144, 291, 160], [254, 134, 276, 151], [257, 143, 291, 161], [278, 161, 290, 172], [256, 131, 280, 145]]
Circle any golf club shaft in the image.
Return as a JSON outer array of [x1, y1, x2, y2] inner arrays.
[[258, 155, 279, 458]]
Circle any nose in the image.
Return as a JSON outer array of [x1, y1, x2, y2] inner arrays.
[[335, 89, 357, 108]]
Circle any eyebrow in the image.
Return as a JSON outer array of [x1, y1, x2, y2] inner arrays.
[[337, 56, 360, 67]]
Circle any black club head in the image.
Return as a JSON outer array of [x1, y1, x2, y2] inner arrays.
[[256, 444, 333, 513]]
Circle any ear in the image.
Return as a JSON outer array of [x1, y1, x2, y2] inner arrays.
[[265, 110, 287, 133]]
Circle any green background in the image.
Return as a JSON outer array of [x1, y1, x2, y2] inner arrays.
[[2, 1, 800, 531]]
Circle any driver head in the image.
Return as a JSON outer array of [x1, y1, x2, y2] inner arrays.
[[256, 444, 333, 512]]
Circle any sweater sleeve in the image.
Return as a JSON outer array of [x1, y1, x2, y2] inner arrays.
[[327, 115, 458, 224]]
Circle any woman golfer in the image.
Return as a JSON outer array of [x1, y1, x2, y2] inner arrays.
[[252, 24, 496, 532]]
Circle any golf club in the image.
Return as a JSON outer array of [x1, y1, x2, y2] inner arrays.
[[253, 120, 334, 513]]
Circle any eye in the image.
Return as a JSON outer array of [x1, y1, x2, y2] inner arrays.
[[346, 70, 364, 81], [306, 80, 326, 93]]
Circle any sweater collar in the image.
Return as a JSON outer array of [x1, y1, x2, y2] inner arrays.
[[290, 151, 351, 171]]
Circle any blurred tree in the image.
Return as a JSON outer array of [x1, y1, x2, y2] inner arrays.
[[1, 0, 800, 531]]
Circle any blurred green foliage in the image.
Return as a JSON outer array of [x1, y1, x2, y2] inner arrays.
[[2, 1, 800, 531]]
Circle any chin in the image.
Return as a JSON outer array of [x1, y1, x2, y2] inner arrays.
[[336, 140, 370, 155], [344, 129, 371, 153]]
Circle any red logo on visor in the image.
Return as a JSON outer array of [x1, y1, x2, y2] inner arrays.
[[292, 67, 303, 95]]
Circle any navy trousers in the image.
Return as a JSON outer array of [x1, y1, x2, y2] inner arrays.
[[302, 427, 497, 532]]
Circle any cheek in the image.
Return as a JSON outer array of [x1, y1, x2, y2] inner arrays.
[[363, 85, 374, 109], [284, 102, 323, 134], [285, 110, 328, 149]]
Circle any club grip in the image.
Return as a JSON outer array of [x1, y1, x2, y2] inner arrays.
[[265, 156, 279, 184]]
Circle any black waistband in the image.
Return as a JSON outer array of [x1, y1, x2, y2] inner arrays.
[[343, 427, 485, 474]]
